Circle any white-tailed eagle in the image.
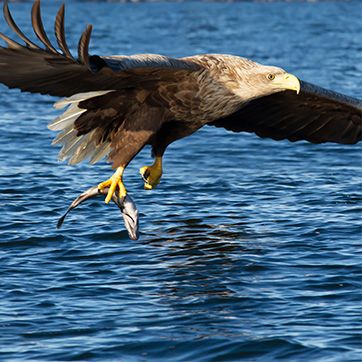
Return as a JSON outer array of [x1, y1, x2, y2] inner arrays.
[[0, 0, 361, 205]]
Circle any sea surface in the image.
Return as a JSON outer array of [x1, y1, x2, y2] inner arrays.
[[0, 1, 361, 361]]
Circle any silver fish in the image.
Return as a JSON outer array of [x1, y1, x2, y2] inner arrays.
[[57, 186, 139, 240]]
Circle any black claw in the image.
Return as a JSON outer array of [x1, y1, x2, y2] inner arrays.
[[140, 172, 148, 183], [143, 170, 150, 180]]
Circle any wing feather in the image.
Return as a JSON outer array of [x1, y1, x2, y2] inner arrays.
[[54, 4, 74, 59], [77, 24, 92, 68], [0, 31, 23, 49], [209, 81, 362, 145], [31, 0, 58, 53], [3, 0, 39, 49], [0, 1, 200, 97]]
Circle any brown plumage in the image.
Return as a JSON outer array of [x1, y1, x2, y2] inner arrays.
[[210, 81, 361, 144], [0, 0, 361, 174]]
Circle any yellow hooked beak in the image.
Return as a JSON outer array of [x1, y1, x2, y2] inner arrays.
[[276, 73, 300, 94]]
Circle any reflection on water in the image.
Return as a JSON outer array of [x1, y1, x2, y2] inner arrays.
[[149, 219, 257, 300]]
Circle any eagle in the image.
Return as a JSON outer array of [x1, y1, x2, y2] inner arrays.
[[0, 0, 361, 207]]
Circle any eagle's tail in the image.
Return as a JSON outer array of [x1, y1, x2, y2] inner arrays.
[[48, 90, 119, 165]]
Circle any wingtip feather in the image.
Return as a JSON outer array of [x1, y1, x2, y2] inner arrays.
[[55, 3, 74, 60], [0, 31, 23, 49], [31, 0, 58, 53], [4, 0, 39, 49], [78, 24, 92, 68]]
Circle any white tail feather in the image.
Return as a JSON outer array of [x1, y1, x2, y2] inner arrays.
[[69, 139, 96, 165], [59, 135, 86, 161], [52, 127, 75, 146], [90, 144, 111, 164], [53, 90, 113, 109], [50, 91, 114, 165], [48, 107, 86, 131], [68, 130, 97, 165]]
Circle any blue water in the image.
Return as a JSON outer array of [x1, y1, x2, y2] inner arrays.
[[1, 1, 361, 361]]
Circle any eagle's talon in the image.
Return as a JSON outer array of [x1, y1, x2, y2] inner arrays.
[[139, 167, 161, 190], [144, 169, 150, 179], [98, 167, 126, 204], [139, 157, 163, 190], [140, 168, 150, 182], [117, 180, 127, 198]]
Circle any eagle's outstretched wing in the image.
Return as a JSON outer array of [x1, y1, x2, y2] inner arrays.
[[209, 81, 362, 144], [0, 0, 200, 97], [0, 0, 203, 168]]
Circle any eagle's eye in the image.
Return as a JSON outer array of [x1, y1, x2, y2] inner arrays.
[[267, 74, 275, 81]]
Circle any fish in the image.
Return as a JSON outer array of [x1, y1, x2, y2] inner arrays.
[[57, 186, 139, 240]]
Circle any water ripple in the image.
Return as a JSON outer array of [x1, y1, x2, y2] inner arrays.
[[0, 1, 361, 362]]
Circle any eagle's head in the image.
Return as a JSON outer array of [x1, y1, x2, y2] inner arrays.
[[222, 55, 300, 102]]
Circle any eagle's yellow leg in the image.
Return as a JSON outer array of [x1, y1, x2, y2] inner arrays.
[[98, 167, 126, 204], [139, 156, 163, 190]]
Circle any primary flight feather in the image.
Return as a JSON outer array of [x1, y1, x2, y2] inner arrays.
[[0, 0, 361, 209]]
